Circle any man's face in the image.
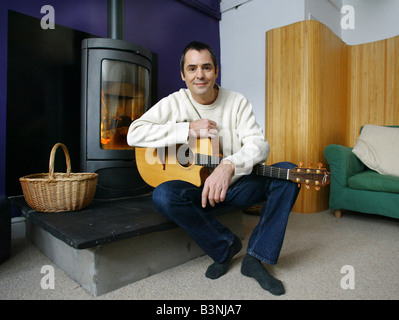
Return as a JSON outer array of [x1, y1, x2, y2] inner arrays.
[[181, 49, 219, 105]]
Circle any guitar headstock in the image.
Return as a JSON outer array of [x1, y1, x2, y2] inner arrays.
[[288, 162, 330, 190]]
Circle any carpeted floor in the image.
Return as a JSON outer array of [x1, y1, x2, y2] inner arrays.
[[1, 209, 398, 300]]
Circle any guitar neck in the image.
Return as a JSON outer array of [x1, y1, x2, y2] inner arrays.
[[195, 154, 289, 181]]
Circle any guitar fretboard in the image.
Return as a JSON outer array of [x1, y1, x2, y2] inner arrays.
[[195, 154, 290, 180]]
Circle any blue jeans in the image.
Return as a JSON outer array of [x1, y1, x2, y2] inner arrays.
[[152, 162, 300, 265]]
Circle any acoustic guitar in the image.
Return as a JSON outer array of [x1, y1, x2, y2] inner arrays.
[[135, 138, 330, 190]]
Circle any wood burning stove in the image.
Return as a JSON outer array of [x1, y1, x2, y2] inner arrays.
[[80, 0, 156, 198]]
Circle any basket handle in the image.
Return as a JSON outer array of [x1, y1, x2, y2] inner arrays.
[[48, 143, 72, 181]]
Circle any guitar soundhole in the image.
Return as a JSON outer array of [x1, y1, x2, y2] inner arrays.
[[176, 144, 194, 168]]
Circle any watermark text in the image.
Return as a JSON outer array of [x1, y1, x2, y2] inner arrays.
[[41, 5, 55, 29], [340, 265, 355, 290], [40, 265, 55, 289]]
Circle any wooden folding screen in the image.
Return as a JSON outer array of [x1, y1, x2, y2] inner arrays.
[[347, 35, 399, 146], [265, 20, 399, 213]]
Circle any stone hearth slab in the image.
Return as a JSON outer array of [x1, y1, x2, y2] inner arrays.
[[10, 194, 242, 296]]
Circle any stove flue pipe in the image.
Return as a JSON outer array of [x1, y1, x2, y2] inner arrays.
[[108, 0, 125, 40]]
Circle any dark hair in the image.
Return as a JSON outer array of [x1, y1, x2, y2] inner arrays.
[[180, 41, 218, 75]]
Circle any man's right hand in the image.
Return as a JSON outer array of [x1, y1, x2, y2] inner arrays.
[[189, 119, 218, 139]]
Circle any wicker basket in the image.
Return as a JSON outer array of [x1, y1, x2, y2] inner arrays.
[[19, 143, 98, 213]]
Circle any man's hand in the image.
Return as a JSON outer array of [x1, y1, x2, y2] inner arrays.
[[201, 159, 235, 208], [189, 119, 218, 139]]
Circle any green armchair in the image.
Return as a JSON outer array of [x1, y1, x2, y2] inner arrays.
[[324, 142, 399, 219]]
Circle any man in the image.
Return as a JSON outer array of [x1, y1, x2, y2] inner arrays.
[[127, 41, 300, 296]]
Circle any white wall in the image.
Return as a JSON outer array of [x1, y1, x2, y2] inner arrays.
[[220, 0, 305, 132], [341, 0, 399, 45], [305, 0, 342, 38]]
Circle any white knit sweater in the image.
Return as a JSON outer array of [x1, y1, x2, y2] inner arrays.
[[127, 86, 270, 183]]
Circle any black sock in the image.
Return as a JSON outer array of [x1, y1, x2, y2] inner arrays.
[[205, 235, 242, 279], [241, 253, 285, 296]]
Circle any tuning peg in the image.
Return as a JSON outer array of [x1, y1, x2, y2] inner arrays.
[[316, 163, 324, 174], [305, 185, 310, 189], [297, 161, 303, 173], [308, 162, 313, 168], [315, 186, 321, 191]]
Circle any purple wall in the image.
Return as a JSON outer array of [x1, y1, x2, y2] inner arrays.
[[0, 0, 220, 196]]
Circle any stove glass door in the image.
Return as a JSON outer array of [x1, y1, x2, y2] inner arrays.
[[100, 59, 150, 150]]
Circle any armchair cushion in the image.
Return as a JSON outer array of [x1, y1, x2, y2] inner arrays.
[[348, 170, 399, 193], [352, 125, 399, 177]]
